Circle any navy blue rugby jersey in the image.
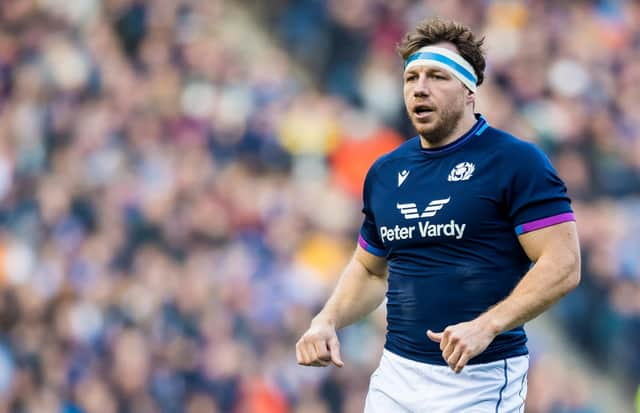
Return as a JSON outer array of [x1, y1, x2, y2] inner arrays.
[[358, 114, 575, 365]]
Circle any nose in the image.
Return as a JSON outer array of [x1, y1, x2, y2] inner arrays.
[[413, 74, 431, 97]]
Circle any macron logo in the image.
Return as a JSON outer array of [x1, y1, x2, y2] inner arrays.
[[396, 197, 451, 220], [398, 170, 410, 187]]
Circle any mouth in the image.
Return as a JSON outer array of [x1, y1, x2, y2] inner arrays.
[[413, 104, 435, 120]]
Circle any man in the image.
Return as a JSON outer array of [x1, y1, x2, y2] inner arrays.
[[296, 18, 580, 412]]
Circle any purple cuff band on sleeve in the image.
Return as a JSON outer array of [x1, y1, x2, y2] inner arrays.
[[515, 212, 575, 235], [358, 234, 386, 257]]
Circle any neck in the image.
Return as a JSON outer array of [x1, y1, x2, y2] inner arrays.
[[420, 110, 477, 149]]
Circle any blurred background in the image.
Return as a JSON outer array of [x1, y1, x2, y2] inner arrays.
[[0, 0, 638, 412]]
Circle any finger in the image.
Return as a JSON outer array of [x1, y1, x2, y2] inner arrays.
[[306, 342, 320, 364], [441, 341, 455, 361], [298, 343, 312, 365], [441, 329, 459, 358], [426, 329, 443, 343], [454, 352, 472, 373], [446, 346, 463, 371], [439, 330, 450, 352], [328, 337, 344, 368], [296, 342, 304, 365], [310, 359, 331, 367], [301, 338, 318, 365], [314, 341, 331, 362]]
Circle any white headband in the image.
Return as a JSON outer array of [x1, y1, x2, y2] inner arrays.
[[404, 46, 478, 92]]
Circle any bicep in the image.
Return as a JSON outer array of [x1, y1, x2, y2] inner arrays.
[[354, 245, 388, 279], [517, 221, 580, 264]]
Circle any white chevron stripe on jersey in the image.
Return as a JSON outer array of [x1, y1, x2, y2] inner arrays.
[[397, 203, 420, 219], [420, 197, 451, 218]]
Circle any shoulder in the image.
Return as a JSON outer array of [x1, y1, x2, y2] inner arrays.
[[367, 137, 419, 177], [362, 137, 417, 194], [482, 126, 551, 165]]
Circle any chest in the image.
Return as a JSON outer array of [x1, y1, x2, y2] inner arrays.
[[370, 158, 508, 247]]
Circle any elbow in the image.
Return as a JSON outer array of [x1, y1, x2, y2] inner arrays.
[[565, 266, 580, 293], [562, 250, 581, 293]]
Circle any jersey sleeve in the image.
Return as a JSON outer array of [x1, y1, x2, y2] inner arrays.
[[506, 143, 575, 235], [358, 164, 387, 257]]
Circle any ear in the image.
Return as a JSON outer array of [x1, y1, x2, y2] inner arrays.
[[466, 89, 475, 104]]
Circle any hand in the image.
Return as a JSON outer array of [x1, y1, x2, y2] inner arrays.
[[296, 318, 344, 368], [426, 318, 497, 373]]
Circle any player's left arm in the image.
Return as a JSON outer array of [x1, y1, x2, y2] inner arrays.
[[487, 220, 580, 332], [428, 221, 580, 372]]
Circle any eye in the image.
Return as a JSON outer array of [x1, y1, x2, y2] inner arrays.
[[405, 74, 417, 82]]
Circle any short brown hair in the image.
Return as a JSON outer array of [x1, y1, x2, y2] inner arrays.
[[397, 18, 486, 86]]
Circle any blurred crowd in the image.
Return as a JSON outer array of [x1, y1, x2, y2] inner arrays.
[[0, 0, 637, 412]]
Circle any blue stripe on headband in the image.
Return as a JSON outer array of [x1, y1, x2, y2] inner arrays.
[[405, 52, 477, 85]]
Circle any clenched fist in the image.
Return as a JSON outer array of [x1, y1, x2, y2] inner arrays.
[[296, 318, 344, 368]]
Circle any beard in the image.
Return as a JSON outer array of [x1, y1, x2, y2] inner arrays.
[[411, 98, 465, 145]]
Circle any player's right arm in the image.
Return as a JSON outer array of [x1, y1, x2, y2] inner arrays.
[[296, 245, 388, 367]]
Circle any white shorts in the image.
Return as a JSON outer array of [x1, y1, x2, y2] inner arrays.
[[364, 349, 528, 413]]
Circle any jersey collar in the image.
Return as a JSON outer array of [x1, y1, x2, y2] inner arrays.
[[419, 114, 488, 157]]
